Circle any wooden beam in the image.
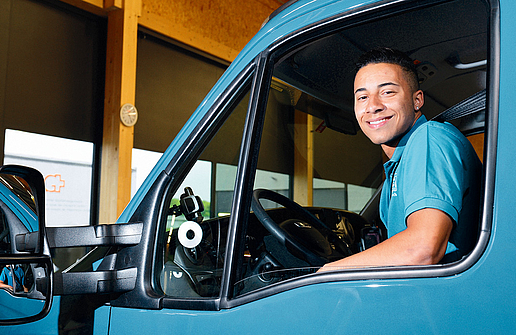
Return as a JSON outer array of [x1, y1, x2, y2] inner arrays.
[[293, 110, 313, 206], [60, 0, 282, 62], [99, 0, 140, 223], [58, 0, 107, 17], [138, 12, 239, 63], [138, 0, 282, 63], [104, 0, 123, 11]]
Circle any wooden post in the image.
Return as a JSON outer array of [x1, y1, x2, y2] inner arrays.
[[99, 0, 140, 223], [293, 110, 313, 206]]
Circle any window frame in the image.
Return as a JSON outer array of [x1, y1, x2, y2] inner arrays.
[[222, 0, 499, 309]]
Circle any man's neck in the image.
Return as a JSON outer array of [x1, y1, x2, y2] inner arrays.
[[381, 143, 397, 159], [382, 112, 424, 159]]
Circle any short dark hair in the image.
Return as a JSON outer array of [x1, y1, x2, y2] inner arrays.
[[355, 47, 420, 92]]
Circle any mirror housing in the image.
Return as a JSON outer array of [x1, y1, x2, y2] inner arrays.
[[0, 164, 143, 324], [0, 165, 53, 325]]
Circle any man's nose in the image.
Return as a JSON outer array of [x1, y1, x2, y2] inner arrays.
[[367, 95, 385, 113]]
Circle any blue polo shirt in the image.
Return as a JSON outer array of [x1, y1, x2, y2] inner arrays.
[[0, 265, 25, 291], [379, 115, 482, 262]]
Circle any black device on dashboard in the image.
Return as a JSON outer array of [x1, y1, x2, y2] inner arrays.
[[360, 226, 381, 251]]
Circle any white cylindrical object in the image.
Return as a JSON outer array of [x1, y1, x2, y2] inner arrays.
[[177, 221, 203, 248]]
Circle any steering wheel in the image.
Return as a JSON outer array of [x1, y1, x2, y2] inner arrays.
[[251, 189, 351, 266]]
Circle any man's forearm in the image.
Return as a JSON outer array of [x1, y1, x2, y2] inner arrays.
[[319, 208, 453, 271]]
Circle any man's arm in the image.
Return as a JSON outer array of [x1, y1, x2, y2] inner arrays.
[[319, 208, 453, 271], [0, 281, 13, 291]]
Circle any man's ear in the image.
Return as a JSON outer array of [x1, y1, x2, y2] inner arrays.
[[413, 90, 424, 111]]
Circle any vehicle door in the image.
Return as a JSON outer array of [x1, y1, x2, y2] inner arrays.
[[105, 0, 500, 333]]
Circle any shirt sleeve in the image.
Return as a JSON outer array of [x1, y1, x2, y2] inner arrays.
[[401, 123, 467, 225], [0, 268, 7, 283]]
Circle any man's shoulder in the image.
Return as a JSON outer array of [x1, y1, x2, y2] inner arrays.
[[409, 119, 468, 147], [404, 119, 481, 170]]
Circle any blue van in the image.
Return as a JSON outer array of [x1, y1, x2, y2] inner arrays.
[[1, 0, 513, 333]]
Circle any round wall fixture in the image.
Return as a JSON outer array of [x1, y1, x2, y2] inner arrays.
[[120, 103, 138, 127]]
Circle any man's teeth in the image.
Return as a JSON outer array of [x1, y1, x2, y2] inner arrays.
[[369, 118, 387, 125]]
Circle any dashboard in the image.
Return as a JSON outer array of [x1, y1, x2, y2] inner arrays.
[[160, 205, 382, 298]]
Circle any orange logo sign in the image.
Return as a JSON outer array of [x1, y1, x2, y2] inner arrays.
[[45, 174, 65, 193]]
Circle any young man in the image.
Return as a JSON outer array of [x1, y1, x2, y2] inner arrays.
[[0, 264, 27, 292], [320, 48, 481, 271]]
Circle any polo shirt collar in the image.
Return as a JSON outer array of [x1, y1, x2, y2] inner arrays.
[[388, 114, 428, 163]]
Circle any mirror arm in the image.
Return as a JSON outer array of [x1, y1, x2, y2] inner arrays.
[[45, 222, 143, 248], [43, 223, 142, 295], [54, 267, 137, 295], [12, 223, 143, 295]]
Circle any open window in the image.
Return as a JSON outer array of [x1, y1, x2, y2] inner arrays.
[[232, 0, 492, 298]]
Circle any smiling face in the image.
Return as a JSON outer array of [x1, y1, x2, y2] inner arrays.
[[354, 62, 424, 158]]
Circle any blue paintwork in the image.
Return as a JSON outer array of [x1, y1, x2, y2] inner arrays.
[[0, 290, 45, 320], [4, 0, 516, 333], [93, 305, 111, 335], [107, 269, 512, 334], [0, 181, 38, 232]]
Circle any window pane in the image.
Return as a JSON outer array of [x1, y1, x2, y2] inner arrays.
[[253, 169, 290, 209], [158, 81, 251, 299], [215, 163, 237, 216]]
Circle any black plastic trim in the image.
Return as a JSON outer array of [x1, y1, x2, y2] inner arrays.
[[54, 267, 137, 295], [108, 171, 170, 310], [220, 53, 273, 307], [46, 223, 143, 248]]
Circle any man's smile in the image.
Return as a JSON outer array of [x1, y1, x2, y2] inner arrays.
[[367, 116, 393, 127]]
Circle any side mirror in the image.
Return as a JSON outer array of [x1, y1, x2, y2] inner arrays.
[[0, 165, 52, 325]]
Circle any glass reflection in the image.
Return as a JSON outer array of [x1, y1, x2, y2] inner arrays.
[[0, 264, 29, 293], [0, 262, 47, 321]]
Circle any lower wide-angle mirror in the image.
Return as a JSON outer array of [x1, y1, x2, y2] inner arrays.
[[0, 260, 51, 322]]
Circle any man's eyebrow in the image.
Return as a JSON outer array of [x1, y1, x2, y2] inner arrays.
[[354, 87, 366, 95], [378, 82, 400, 88], [354, 82, 400, 95]]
